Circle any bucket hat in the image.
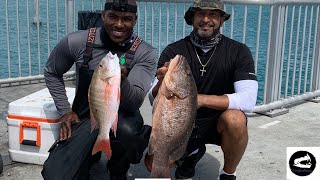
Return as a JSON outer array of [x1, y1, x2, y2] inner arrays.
[[184, 0, 230, 25]]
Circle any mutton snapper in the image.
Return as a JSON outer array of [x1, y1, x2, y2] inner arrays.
[[89, 52, 121, 159], [145, 55, 197, 177]]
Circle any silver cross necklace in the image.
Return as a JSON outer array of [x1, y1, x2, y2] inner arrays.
[[194, 46, 217, 76]]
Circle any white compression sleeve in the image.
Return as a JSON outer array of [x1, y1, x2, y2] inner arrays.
[[147, 77, 159, 106], [226, 80, 258, 112]]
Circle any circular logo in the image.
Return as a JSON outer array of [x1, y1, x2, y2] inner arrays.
[[289, 151, 316, 176]]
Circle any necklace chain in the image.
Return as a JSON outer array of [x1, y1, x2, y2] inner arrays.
[[194, 46, 217, 76]]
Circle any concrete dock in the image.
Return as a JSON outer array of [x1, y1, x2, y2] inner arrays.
[[0, 82, 319, 180]]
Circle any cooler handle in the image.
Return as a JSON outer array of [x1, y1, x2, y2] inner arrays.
[[19, 122, 41, 147]]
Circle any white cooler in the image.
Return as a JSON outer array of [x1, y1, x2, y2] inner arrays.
[[6, 87, 75, 165]]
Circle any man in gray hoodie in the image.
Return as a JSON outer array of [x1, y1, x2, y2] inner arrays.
[[41, 0, 156, 179]]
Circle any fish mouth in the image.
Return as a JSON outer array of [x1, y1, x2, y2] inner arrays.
[[163, 55, 184, 93], [168, 55, 183, 72]]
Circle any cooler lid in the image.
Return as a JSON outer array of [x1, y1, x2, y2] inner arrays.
[[8, 87, 75, 120]]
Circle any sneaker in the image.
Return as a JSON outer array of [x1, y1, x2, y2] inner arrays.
[[220, 174, 236, 180], [175, 145, 206, 179]]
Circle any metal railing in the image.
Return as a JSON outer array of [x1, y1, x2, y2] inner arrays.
[[0, 0, 320, 116]]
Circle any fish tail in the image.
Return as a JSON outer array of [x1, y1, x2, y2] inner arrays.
[[150, 165, 170, 178], [92, 136, 112, 159], [150, 154, 171, 178]]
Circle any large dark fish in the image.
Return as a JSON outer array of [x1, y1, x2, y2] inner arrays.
[[89, 52, 121, 159], [145, 55, 197, 177]]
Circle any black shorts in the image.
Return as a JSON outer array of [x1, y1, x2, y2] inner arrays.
[[185, 111, 247, 155]]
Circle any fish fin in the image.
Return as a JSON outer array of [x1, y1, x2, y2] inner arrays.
[[92, 136, 112, 159], [145, 138, 154, 173], [147, 135, 155, 156], [160, 80, 174, 99], [144, 153, 153, 173], [113, 115, 118, 137], [169, 142, 188, 162], [90, 111, 98, 132], [117, 87, 120, 103], [115, 87, 120, 137], [169, 159, 176, 168]]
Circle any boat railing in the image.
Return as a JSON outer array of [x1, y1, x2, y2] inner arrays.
[[1, 0, 319, 116]]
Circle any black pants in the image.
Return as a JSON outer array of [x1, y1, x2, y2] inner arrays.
[[41, 111, 151, 180]]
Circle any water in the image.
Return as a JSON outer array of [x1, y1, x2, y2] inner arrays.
[[0, 0, 67, 78], [0, 1, 319, 104]]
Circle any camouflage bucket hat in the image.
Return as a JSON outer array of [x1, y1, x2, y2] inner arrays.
[[184, 0, 231, 25]]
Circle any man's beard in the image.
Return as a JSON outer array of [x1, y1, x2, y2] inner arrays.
[[196, 22, 220, 39]]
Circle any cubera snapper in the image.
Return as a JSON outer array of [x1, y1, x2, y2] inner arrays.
[[145, 55, 198, 177], [88, 52, 121, 159]]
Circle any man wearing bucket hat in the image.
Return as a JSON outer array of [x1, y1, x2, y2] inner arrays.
[[147, 0, 258, 179], [41, 0, 156, 180]]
